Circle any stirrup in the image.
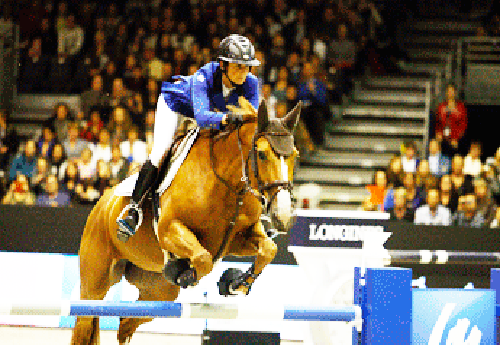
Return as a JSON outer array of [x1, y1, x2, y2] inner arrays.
[[116, 203, 143, 242]]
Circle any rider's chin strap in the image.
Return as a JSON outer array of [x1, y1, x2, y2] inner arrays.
[[220, 61, 240, 88]]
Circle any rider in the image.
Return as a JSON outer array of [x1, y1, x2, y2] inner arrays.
[[116, 34, 261, 242]]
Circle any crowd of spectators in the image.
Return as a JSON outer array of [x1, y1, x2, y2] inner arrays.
[[0, 0, 406, 206], [364, 135, 500, 228]]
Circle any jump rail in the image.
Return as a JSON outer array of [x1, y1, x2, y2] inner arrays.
[[0, 301, 361, 322], [388, 250, 500, 265]]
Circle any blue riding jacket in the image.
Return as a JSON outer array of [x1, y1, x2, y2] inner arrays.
[[161, 62, 260, 130]]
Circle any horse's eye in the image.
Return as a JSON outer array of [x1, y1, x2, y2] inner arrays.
[[258, 151, 267, 160]]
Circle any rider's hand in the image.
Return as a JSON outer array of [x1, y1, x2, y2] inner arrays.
[[224, 97, 257, 125]]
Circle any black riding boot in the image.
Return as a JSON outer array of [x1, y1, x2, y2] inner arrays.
[[117, 160, 158, 242]]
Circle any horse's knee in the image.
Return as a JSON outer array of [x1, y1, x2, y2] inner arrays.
[[261, 238, 278, 261]]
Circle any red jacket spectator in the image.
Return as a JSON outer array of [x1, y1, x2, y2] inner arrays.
[[435, 100, 467, 141]]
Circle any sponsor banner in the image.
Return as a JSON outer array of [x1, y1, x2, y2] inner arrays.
[[412, 289, 495, 345], [289, 210, 389, 248]]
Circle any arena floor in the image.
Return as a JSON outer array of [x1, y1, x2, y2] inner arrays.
[[0, 326, 303, 344]]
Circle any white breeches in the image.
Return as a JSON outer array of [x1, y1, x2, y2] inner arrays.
[[148, 95, 179, 167]]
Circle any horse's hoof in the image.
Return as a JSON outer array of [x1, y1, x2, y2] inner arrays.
[[218, 268, 243, 296], [163, 258, 197, 288]]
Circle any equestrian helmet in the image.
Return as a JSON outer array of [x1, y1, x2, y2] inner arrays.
[[218, 34, 260, 66]]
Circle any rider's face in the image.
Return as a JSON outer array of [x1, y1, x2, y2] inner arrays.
[[225, 62, 250, 85]]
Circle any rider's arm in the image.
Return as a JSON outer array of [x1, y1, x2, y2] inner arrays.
[[191, 72, 226, 130]]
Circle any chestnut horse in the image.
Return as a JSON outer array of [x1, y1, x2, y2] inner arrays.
[[71, 101, 301, 344]]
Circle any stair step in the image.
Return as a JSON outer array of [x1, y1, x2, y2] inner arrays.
[[406, 36, 458, 47], [330, 120, 426, 136], [412, 20, 480, 33], [302, 150, 394, 168], [295, 167, 374, 185], [316, 203, 362, 211], [319, 185, 369, 204], [399, 62, 446, 76], [353, 89, 426, 104], [406, 50, 453, 62], [362, 76, 433, 89], [325, 134, 423, 153], [343, 104, 427, 119]]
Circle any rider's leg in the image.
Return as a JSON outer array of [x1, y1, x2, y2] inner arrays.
[[117, 95, 179, 242]]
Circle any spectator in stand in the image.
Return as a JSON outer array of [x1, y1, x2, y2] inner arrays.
[[474, 177, 496, 226], [260, 84, 277, 118], [143, 78, 161, 110], [298, 61, 328, 147], [49, 102, 72, 142], [389, 187, 415, 222], [463, 141, 482, 178], [63, 122, 89, 161], [126, 66, 147, 95], [435, 84, 468, 157], [2, 174, 36, 205], [490, 206, 500, 228], [102, 60, 119, 95], [144, 108, 156, 134], [94, 160, 111, 196], [327, 23, 357, 101], [0, 110, 19, 172], [74, 180, 101, 205], [39, 16, 58, 57], [108, 106, 133, 145], [364, 169, 387, 211], [62, 161, 80, 200], [50, 143, 67, 180], [36, 125, 57, 160], [416, 159, 438, 200], [77, 147, 96, 183], [90, 128, 112, 165], [109, 23, 129, 65], [384, 172, 422, 212], [401, 141, 419, 173], [386, 155, 404, 188], [125, 92, 144, 128], [450, 154, 473, 196], [31, 156, 50, 196], [81, 109, 105, 143], [37, 173, 70, 207], [109, 144, 129, 186], [440, 174, 459, 214], [486, 147, 500, 204], [453, 193, 485, 228], [81, 74, 110, 117], [414, 188, 451, 225], [427, 138, 451, 177], [120, 126, 147, 164], [57, 12, 85, 63], [109, 77, 131, 109], [19, 37, 50, 93], [9, 140, 38, 182]]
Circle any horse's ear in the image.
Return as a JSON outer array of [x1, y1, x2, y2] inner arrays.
[[283, 101, 302, 133], [257, 100, 269, 133]]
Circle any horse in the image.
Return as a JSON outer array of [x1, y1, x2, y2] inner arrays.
[[71, 101, 301, 344]]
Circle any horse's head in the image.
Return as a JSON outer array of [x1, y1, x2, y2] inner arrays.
[[251, 101, 301, 234]]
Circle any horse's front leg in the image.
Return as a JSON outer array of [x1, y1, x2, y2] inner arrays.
[[224, 221, 277, 295], [159, 219, 213, 287]]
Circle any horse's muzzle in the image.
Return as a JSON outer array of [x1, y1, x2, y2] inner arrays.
[[269, 189, 295, 233]]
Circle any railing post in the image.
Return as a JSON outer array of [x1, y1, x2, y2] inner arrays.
[[362, 267, 412, 345]]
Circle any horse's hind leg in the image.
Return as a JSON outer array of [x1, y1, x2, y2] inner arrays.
[[71, 223, 125, 344], [117, 264, 181, 344]]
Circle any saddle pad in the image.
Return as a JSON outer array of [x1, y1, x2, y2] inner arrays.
[[114, 127, 200, 197]]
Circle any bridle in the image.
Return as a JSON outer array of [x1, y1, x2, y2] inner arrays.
[[209, 122, 294, 254]]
